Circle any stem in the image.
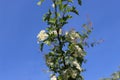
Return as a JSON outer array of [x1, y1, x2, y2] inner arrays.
[[54, 0, 67, 68]]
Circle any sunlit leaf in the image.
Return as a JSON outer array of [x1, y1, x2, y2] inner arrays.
[[37, 0, 44, 6], [70, 6, 79, 15]]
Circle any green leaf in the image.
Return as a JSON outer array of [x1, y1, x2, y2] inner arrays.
[[68, 0, 73, 3], [58, 75, 63, 80], [48, 18, 56, 25], [70, 6, 79, 15], [63, 15, 72, 21], [43, 9, 52, 21], [37, 0, 44, 6]]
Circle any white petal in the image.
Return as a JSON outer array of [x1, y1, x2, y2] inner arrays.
[[51, 75, 57, 80], [37, 30, 48, 41], [52, 3, 55, 8]]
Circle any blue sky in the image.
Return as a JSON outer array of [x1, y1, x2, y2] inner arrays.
[[0, 0, 120, 80]]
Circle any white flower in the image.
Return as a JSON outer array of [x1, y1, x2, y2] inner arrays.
[[49, 62, 54, 66], [75, 45, 82, 52], [67, 30, 80, 40], [37, 30, 48, 42], [59, 29, 62, 34], [72, 32, 80, 39], [51, 75, 57, 80], [65, 31, 68, 35], [75, 33, 80, 38], [73, 61, 82, 71], [70, 31, 76, 39], [52, 3, 55, 8]]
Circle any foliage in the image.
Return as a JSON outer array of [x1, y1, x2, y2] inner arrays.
[[37, 0, 94, 80], [100, 68, 120, 80]]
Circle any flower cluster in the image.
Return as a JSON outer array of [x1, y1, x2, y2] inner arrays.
[[37, 30, 48, 42], [65, 30, 81, 44], [37, 29, 62, 45], [65, 30, 80, 40], [73, 61, 82, 71], [75, 45, 82, 53]]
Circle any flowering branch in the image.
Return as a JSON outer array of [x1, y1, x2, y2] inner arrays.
[[37, 0, 94, 80]]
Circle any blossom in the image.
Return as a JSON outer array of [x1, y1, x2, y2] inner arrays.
[[73, 61, 82, 71], [51, 75, 57, 80], [70, 31, 80, 39], [37, 30, 48, 42], [75, 45, 82, 52], [59, 29, 62, 34], [49, 62, 54, 66], [52, 3, 55, 8], [65, 31, 68, 35], [65, 30, 80, 40]]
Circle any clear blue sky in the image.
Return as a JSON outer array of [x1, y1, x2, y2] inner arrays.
[[0, 0, 120, 80]]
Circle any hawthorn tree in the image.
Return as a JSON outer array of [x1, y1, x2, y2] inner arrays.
[[37, 0, 94, 80]]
